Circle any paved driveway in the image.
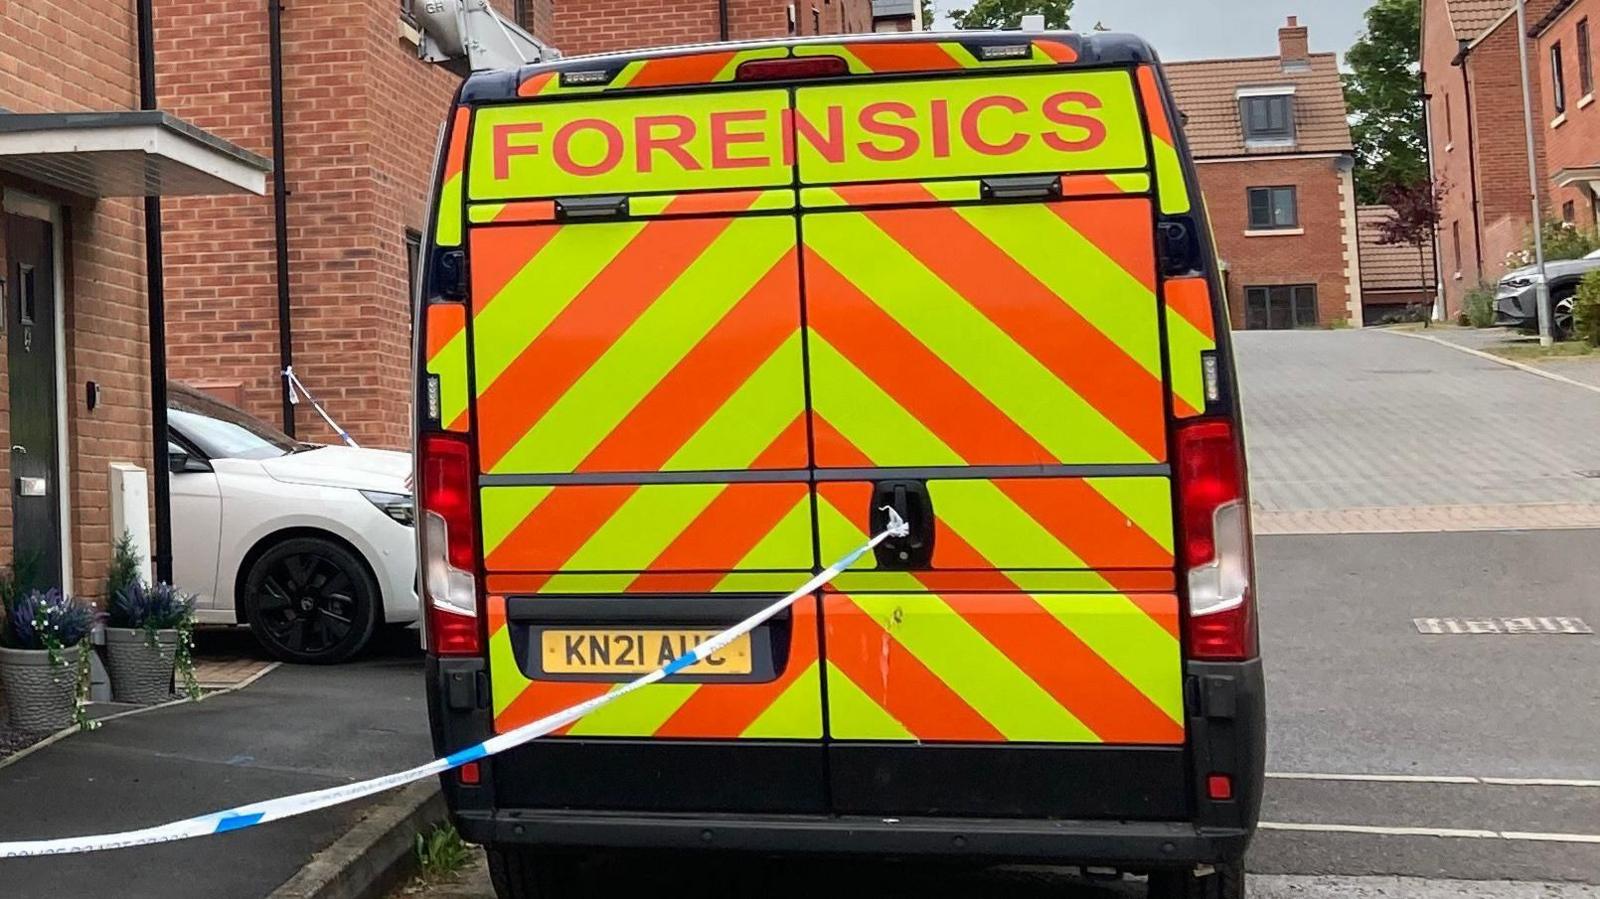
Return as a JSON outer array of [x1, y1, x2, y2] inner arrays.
[[1234, 330, 1600, 532]]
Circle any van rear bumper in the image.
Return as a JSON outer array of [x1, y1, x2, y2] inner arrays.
[[453, 808, 1251, 867]]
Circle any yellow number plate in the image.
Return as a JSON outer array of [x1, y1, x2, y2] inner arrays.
[[542, 629, 753, 676]]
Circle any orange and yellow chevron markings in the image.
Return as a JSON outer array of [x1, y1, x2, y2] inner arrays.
[[1165, 276, 1217, 417], [1137, 65, 1191, 216], [824, 591, 1183, 744], [517, 47, 790, 97], [803, 196, 1167, 466], [434, 107, 470, 247], [423, 302, 469, 432], [487, 595, 824, 739]]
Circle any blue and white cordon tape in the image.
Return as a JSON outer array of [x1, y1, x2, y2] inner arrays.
[[0, 509, 910, 858]]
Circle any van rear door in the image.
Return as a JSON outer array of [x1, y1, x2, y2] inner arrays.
[[790, 65, 1193, 820]]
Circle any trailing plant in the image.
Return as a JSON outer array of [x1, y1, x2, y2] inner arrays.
[[1574, 270, 1600, 348], [111, 581, 201, 700], [106, 531, 143, 610], [7, 588, 100, 731]]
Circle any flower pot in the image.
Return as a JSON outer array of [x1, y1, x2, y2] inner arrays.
[[104, 627, 178, 705], [0, 643, 84, 733]]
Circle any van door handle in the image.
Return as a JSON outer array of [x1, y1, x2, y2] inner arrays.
[[10, 445, 24, 455], [870, 480, 935, 569]]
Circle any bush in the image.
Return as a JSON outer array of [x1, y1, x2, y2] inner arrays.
[[1575, 270, 1600, 347], [110, 581, 196, 632], [1463, 282, 1498, 328], [4, 588, 95, 652], [1511, 220, 1600, 267], [106, 531, 142, 606]]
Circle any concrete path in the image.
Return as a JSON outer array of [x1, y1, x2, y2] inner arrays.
[[0, 636, 429, 898]]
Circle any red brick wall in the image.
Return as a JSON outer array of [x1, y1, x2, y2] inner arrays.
[[0, 0, 154, 594], [547, 0, 871, 57], [1538, 0, 1600, 231], [1423, 1, 1559, 316], [1423, 0, 1481, 315], [1198, 156, 1355, 329], [1468, 15, 1553, 281], [156, 0, 511, 449]]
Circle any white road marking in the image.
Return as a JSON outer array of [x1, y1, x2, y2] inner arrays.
[[1260, 822, 1600, 845], [1268, 771, 1600, 788]]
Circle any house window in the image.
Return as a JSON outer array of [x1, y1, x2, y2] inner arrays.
[[1581, 19, 1594, 97], [1247, 186, 1299, 230], [1564, 200, 1578, 223], [400, 0, 415, 23], [1245, 285, 1318, 330], [1241, 95, 1295, 142], [405, 229, 423, 304], [1553, 42, 1568, 114], [1452, 220, 1463, 273]]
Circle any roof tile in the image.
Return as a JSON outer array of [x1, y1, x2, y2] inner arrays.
[[1359, 205, 1439, 292], [1447, 0, 1513, 42], [1165, 52, 1353, 158]]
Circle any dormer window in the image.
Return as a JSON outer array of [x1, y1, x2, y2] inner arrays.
[[1238, 86, 1296, 146]]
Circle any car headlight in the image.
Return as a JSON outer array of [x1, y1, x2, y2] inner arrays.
[[360, 490, 415, 527], [1502, 275, 1544, 290]]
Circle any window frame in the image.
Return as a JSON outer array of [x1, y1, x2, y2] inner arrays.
[[1246, 185, 1300, 231], [1244, 284, 1319, 330], [1553, 41, 1568, 115], [1581, 19, 1594, 98], [1240, 94, 1295, 143]]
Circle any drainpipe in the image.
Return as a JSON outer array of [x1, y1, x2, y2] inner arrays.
[[269, 0, 296, 437], [718, 0, 730, 40], [136, 0, 173, 585], [1459, 54, 1486, 280]]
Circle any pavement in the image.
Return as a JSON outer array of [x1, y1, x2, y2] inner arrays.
[[0, 629, 430, 898], [1236, 329, 1600, 533]]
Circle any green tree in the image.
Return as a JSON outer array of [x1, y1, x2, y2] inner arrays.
[[922, 2, 936, 30], [947, 0, 1072, 30], [1345, 0, 1427, 204]]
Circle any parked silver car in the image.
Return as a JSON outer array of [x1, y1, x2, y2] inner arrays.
[[1495, 248, 1600, 339]]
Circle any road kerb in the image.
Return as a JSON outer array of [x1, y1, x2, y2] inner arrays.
[[267, 780, 446, 899], [1383, 329, 1600, 396]]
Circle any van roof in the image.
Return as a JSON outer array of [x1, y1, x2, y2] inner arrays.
[[460, 31, 1164, 103]]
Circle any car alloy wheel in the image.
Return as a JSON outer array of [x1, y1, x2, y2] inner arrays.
[[244, 536, 379, 664], [1554, 294, 1577, 340]]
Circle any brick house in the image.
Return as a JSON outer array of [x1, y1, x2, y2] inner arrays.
[[1421, 0, 1561, 317], [1166, 18, 1364, 330], [155, 1, 884, 450], [1359, 205, 1442, 321], [0, 2, 265, 594], [1533, 0, 1600, 228]]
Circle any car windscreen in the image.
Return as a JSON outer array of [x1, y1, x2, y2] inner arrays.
[[169, 388, 300, 461]]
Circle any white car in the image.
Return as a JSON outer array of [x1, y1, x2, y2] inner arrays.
[[166, 384, 418, 663]]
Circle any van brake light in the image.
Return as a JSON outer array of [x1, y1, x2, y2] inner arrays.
[[419, 432, 481, 656], [735, 56, 849, 81], [1175, 419, 1257, 661]]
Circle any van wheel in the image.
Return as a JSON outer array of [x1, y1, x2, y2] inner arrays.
[[1148, 859, 1245, 899], [486, 847, 584, 898]]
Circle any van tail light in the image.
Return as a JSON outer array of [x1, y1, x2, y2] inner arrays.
[[735, 56, 849, 81], [419, 432, 481, 656], [1175, 419, 1257, 661]]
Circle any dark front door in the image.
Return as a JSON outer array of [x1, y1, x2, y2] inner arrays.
[[5, 213, 62, 589]]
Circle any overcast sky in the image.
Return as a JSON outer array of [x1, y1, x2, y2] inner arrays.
[[929, 1, 1374, 64]]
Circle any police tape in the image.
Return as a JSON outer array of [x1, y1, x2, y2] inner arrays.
[[0, 509, 910, 859]]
